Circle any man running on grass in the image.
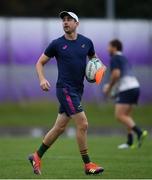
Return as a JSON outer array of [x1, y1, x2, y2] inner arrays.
[[28, 11, 104, 175], [103, 39, 147, 149]]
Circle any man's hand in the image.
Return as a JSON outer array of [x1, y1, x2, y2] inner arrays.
[[40, 79, 50, 91], [103, 84, 111, 96]]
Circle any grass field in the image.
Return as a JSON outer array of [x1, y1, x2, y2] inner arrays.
[[0, 102, 152, 127], [0, 136, 151, 179]]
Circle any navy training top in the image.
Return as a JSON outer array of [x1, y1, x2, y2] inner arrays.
[[44, 34, 95, 88], [110, 54, 133, 77]]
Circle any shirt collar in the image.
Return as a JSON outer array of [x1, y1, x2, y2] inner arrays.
[[115, 51, 123, 55]]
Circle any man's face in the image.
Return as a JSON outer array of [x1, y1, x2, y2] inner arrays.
[[108, 44, 116, 56], [62, 16, 79, 34]]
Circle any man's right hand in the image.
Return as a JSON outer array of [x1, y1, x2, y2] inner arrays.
[[40, 79, 51, 91]]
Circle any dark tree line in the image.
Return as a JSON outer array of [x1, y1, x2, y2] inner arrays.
[[0, 0, 152, 19]]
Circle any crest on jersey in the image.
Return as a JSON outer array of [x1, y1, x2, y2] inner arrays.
[[62, 45, 68, 50], [81, 44, 85, 48]]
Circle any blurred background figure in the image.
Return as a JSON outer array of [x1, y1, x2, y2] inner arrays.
[[103, 39, 148, 149]]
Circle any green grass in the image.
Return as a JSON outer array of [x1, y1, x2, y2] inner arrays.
[[0, 136, 151, 179], [0, 101, 152, 127]]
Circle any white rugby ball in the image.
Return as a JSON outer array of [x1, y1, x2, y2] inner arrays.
[[85, 58, 102, 83]]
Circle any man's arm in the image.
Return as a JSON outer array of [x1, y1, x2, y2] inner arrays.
[[109, 69, 120, 89], [36, 53, 51, 91], [103, 69, 120, 96], [88, 54, 96, 59]]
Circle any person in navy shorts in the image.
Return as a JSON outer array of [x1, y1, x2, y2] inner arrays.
[[28, 11, 104, 175], [103, 39, 147, 149]]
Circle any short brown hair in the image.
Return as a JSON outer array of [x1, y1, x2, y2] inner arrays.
[[110, 39, 123, 51]]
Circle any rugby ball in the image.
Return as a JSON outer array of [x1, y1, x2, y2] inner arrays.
[[86, 58, 106, 84]]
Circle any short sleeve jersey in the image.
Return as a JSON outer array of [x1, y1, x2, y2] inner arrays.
[[110, 54, 132, 77], [44, 34, 95, 88]]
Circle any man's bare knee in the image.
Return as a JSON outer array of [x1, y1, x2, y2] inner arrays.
[[115, 104, 131, 122], [72, 112, 88, 132], [53, 124, 66, 135], [53, 113, 70, 135], [78, 121, 88, 132], [115, 111, 124, 122]]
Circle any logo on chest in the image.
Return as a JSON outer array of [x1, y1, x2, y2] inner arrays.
[[62, 45, 68, 50], [81, 44, 85, 48]]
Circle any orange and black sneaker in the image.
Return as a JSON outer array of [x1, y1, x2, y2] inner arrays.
[[85, 162, 104, 175], [28, 152, 41, 175]]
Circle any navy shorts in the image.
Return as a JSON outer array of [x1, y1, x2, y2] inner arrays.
[[56, 87, 83, 116], [115, 88, 140, 104]]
